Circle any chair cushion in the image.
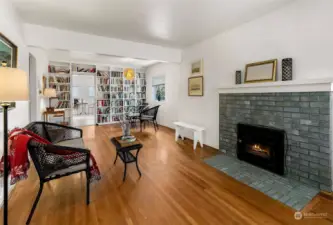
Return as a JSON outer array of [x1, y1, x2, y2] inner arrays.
[[141, 115, 154, 120], [56, 138, 85, 149], [45, 160, 92, 179]]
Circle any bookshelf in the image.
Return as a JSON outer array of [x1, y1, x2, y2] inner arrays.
[[47, 61, 146, 126], [48, 61, 72, 124], [96, 68, 111, 124], [135, 71, 147, 113], [110, 68, 124, 122]]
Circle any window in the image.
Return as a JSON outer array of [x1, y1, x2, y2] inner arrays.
[[152, 76, 165, 102]]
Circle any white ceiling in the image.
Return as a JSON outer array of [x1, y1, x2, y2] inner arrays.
[[47, 49, 162, 68], [12, 0, 293, 47]]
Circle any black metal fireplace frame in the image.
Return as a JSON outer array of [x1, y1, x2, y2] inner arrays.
[[237, 123, 285, 175]]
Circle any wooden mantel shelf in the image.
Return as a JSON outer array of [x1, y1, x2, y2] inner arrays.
[[218, 78, 333, 93]]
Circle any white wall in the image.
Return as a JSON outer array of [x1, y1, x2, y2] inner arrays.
[[0, 0, 30, 147], [28, 47, 49, 120], [23, 24, 182, 63], [146, 63, 180, 128], [178, 0, 333, 148]]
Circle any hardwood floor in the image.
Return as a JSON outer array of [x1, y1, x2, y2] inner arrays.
[[2, 125, 333, 225]]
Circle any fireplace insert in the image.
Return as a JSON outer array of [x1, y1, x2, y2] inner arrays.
[[237, 123, 285, 175]]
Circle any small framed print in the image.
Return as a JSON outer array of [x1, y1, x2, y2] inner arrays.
[[0, 32, 18, 68], [191, 59, 203, 76], [188, 76, 203, 96]]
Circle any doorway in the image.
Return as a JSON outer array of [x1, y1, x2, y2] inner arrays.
[[71, 74, 95, 126]]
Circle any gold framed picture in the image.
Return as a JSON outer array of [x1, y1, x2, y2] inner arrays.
[[191, 59, 203, 76], [245, 59, 277, 83], [188, 76, 203, 96], [0, 32, 18, 68]]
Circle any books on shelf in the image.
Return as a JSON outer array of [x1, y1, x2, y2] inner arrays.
[[56, 101, 70, 109]]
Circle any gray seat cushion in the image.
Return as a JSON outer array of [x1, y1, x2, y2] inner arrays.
[[56, 138, 85, 149], [46, 159, 92, 179]]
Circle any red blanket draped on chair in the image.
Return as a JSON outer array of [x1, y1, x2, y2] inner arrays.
[[0, 128, 101, 184]]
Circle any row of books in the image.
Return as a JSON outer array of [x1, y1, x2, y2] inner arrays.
[[124, 106, 135, 113], [111, 100, 123, 107], [97, 100, 110, 107], [97, 107, 110, 115], [48, 65, 70, 74], [97, 85, 110, 92], [111, 107, 123, 114], [97, 115, 110, 123], [136, 73, 145, 79], [75, 67, 96, 73], [110, 78, 123, 85], [97, 71, 109, 77], [57, 93, 70, 100], [49, 76, 71, 83], [110, 86, 123, 92], [136, 93, 146, 99], [97, 78, 110, 85], [56, 101, 70, 109], [124, 80, 135, 85], [112, 115, 123, 121], [111, 71, 122, 78], [124, 99, 135, 106], [124, 86, 135, 92], [124, 93, 135, 99], [111, 93, 123, 99]]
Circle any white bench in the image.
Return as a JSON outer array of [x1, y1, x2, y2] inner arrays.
[[173, 122, 205, 150]]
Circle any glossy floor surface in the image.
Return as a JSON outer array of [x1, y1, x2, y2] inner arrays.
[[1, 125, 333, 225]]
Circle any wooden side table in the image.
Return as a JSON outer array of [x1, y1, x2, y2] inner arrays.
[[43, 110, 66, 124], [110, 136, 143, 181]]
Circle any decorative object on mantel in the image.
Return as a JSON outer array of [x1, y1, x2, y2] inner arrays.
[[191, 59, 203, 76], [188, 76, 204, 96], [245, 59, 277, 83], [235, 70, 242, 84], [0, 33, 18, 68], [282, 58, 292, 81]]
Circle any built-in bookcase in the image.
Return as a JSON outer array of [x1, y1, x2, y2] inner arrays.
[[47, 61, 146, 126], [135, 71, 146, 113], [48, 61, 72, 124], [96, 67, 111, 124], [110, 68, 124, 122]]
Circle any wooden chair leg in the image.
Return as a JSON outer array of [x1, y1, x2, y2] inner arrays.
[[86, 170, 90, 205], [26, 182, 44, 225]]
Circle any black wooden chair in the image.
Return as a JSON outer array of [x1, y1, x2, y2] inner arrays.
[[140, 105, 160, 132], [25, 122, 91, 225]]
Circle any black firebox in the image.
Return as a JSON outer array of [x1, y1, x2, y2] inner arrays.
[[237, 123, 285, 175]]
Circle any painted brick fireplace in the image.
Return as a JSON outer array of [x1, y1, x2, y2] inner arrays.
[[219, 91, 332, 191]]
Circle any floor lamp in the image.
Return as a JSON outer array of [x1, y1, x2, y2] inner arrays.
[[0, 66, 29, 225]]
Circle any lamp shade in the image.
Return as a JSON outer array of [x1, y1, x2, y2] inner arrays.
[[124, 68, 134, 80], [0, 67, 29, 101], [43, 88, 57, 98]]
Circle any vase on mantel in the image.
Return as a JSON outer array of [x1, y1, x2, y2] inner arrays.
[[235, 71, 242, 84], [282, 58, 292, 81]]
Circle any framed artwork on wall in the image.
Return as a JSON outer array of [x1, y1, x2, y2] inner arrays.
[[188, 76, 203, 96], [245, 59, 277, 83], [191, 59, 203, 76], [0, 32, 18, 68]]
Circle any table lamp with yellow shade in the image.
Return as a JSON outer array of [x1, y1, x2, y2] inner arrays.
[[43, 88, 57, 112], [124, 68, 135, 80], [0, 66, 29, 225]]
